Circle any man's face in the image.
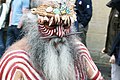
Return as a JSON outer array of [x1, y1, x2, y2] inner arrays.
[[38, 16, 71, 38], [31, 1, 76, 38]]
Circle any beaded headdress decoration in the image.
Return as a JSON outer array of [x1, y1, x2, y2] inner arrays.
[[31, 0, 77, 38]]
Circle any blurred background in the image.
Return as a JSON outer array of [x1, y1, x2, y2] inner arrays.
[[87, 0, 111, 79]]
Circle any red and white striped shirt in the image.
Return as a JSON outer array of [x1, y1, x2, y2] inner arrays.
[[0, 40, 103, 80]]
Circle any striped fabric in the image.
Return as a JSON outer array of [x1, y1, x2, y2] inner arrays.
[[0, 50, 43, 80], [74, 39, 104, 80], [0, 40, 103, 80], [38, 25, 70, 37], [39, 25, 55, 36]]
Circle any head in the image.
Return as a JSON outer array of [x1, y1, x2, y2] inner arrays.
[[22, 0, 77, 80]]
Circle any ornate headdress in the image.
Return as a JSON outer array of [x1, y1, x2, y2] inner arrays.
[[30, 0, 76, 38]]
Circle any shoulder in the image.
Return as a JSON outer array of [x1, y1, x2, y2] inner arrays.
[[5, 37, 28, 53], [0, 50, 41, 80], [0, 50, 29, 65]]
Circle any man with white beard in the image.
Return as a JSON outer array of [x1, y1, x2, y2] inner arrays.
[[0, 0, 104, 80]]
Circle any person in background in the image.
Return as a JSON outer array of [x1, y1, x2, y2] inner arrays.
[[109, 32, 120, 80], [0, 0, 12, 57], [5, 0, 30, 49], [102, 0, 120, 80], [74, 0, 92, 46], [102, 0, 120, 54]]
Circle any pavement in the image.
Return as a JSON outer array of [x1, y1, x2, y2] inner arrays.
[[86, 0, 111, 79], [89, 50, 111, 80]]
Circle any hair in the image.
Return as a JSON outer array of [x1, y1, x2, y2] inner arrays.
[[20, 0, 81, 80], [21, 11, 80, 80]]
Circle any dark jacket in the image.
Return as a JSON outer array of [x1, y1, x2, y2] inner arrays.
[[107, 0, 120, 12], [110, 32, 120, 56], [110, 32, 120, 65], [104, 8, 120, 54], [75, 0, 92, 27]]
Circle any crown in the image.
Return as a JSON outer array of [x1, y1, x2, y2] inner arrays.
[[31, 1, 76, 26]]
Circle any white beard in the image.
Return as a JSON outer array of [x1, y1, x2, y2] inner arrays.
[[43, 38, 76, 80], [24, 9, 77, 80]]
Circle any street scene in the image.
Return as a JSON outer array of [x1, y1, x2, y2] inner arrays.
[[87, 0, 111, 79], [1, 0, 120, 80]]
